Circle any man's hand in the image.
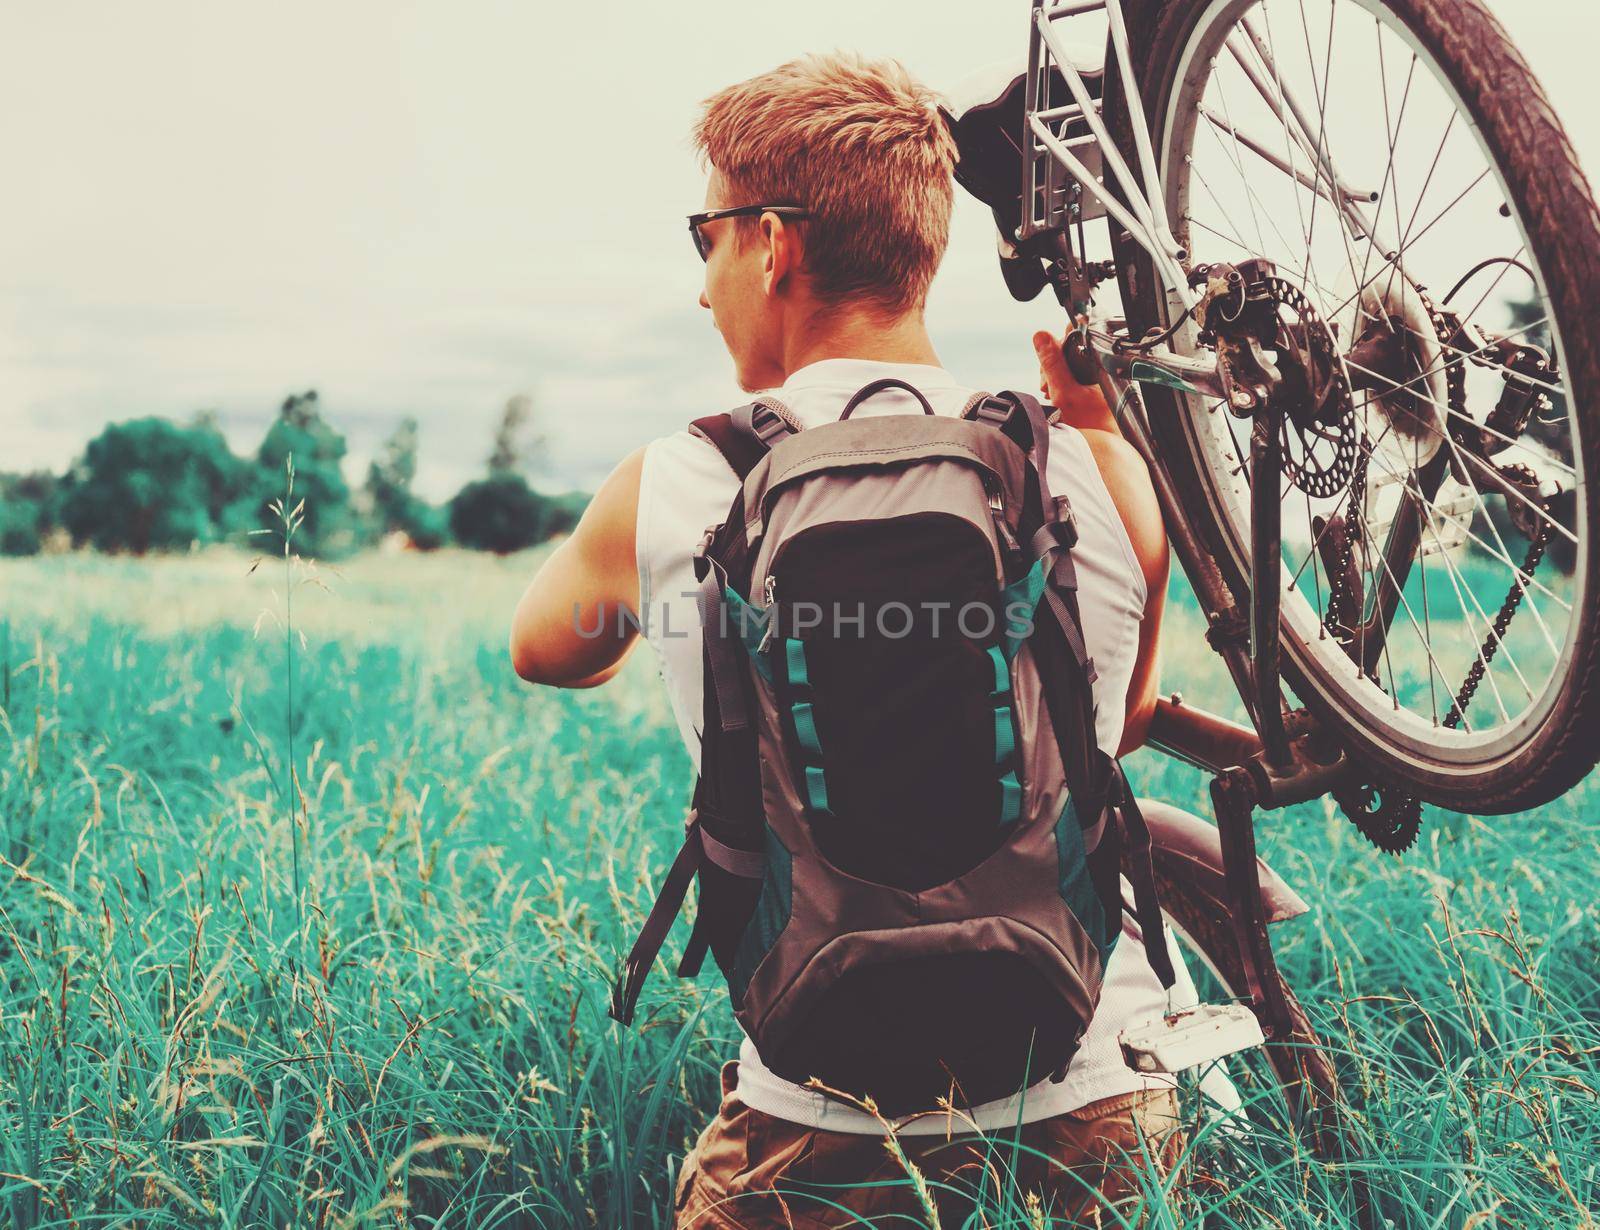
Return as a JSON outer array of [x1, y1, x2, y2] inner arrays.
[[509, 448, 645, 688], [1033, 330, 1121, 436]]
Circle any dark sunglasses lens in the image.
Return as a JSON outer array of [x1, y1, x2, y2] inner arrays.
[[691, 222, 710, 262]]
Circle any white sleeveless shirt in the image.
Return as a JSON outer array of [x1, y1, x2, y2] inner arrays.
[[635, 358, 1191, 1133]]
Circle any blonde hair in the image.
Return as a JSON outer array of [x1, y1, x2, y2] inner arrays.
[[692, 51, 958, 315]]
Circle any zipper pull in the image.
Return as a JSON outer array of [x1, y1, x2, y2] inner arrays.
[[757, 575, 778, 653]]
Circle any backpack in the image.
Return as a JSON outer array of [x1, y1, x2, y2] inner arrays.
[[612, 378, 1175, 1115]]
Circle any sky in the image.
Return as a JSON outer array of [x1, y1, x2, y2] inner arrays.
[[2, 0, 1596, 499]]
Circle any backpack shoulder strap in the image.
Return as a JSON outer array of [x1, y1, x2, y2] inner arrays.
[[971, 390, 1176, 994], [690, 395, 800, 480]]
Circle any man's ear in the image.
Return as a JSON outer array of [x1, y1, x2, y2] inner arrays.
[[761, 212, 801, 297]]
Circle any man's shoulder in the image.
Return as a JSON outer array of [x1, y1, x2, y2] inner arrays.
[[633, 428, 739, 537], [643, 424, 741, 484]]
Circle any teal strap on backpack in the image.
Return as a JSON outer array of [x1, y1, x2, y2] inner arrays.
[[723, 586, 773, 682], [782, 638, 831, 815], [1000, 558, 1049, 660], [987, 645, 1022, 825]]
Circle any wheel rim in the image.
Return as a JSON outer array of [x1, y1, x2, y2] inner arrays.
[[1150, 0, 1587, 780]]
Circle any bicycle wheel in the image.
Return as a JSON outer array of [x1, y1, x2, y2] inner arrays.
[[1106, 0, 1600, 813]]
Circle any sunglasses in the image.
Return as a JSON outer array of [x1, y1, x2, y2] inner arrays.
[[687, 204, 811, 261]]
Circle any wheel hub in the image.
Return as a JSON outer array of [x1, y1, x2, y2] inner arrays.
[[1335, 275, 1449, 470]]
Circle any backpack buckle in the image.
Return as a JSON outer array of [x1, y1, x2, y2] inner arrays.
[[748, 403, 795, 446], [972, 396, 1013, 428], [1053, 497, 1079, 548], [692, 526, 718, 581]]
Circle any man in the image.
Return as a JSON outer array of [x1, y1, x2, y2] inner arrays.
[[511, 51, 1189, 1227]]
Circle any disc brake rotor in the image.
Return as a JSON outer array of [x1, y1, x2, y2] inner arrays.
[[1265, 276, 1357, 498]]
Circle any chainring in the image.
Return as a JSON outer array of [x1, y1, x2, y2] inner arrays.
[[1332, 781, 1423, 854]]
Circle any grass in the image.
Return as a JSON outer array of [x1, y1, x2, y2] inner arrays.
[[0, 545, 1597, 1227]]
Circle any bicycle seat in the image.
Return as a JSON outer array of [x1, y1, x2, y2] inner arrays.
[[943, 53, 1107, 300]]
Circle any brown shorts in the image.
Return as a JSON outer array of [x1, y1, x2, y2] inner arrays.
[[674, 1061, 1184, 1229]]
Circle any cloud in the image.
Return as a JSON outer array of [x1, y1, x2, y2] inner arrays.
[[1, 0, 1591, 500]]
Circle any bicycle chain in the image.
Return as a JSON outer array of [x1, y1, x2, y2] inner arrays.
[[1264, 276, 1359, 499], [1442, 463, 1550, 730], [1321, 448, 1369, 647], [1327, 286, 1547, 853], [1322, 287, 1456, 648]]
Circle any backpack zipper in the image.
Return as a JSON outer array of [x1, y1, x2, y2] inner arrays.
[[757, 574, 777, 653]]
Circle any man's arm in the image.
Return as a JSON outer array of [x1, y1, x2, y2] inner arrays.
[[509, 447, 645, 688], [1035, 330, 1169, 754], [1077, 429, 1169, 755]]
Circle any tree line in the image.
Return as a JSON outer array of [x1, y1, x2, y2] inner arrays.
[[0, 392, 588, 558]]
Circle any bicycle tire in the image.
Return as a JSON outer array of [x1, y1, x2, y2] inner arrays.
[[1105, 0, 1600, 814]]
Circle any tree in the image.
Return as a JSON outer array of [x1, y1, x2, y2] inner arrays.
[[487, 394, 546, 477], [368, 417, 419, 507], [365, 418, 447, 550], [228, 390, 355, 555], [57, 418, 249, 554], [542, 491, 591, 538], [449, 476, 546, 554], [0, 471, 60, 556], [445, 395, 565, 552]]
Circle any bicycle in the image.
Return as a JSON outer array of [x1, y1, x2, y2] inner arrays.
[[947, 0, 1600, 1218]]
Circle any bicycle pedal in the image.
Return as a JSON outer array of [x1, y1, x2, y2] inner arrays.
[[1119, 1003, 1265, 1075]]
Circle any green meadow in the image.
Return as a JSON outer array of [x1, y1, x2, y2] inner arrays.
[[0, 546, 1595, 1227]]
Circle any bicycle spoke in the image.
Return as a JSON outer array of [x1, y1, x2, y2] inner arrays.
[[1354, 18, 1415, 331], [1285, 414, 1401, 591], [1355, 513, 1470, 722], [1304, 482, 1326, 637], [1418, 508, 1533, 714], [1187, 158, 1260, 261], [1380, 109, 1458, 303], [1410, 434, 1441, 725], [1363, 431, 1536, 703], [1198, 109, 1279, 262], [1342, 349, 1578, 491], [1346, 309, 1574, 446], [1296, 0, 1368, 311], [1255, 6, 1338, 311], [1164, 0, 1584, 741], [1354, 436, 1568, 617], [1358, 438, 1569, 644], [1183, 212, 1266, 261], [1327, 166, 1494, 324], [1208, 70, 1272, 256], [1396, 315, 1569, 405]]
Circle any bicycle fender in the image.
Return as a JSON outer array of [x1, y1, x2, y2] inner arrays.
[[1138, 797, 1309, 923]]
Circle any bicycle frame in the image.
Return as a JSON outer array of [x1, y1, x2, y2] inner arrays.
[[1020, 3, 1365, 1160], [994, 1, 1581, 1211], [1021, 0, 1355, 795], [1024, 0, 1395, 311]]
